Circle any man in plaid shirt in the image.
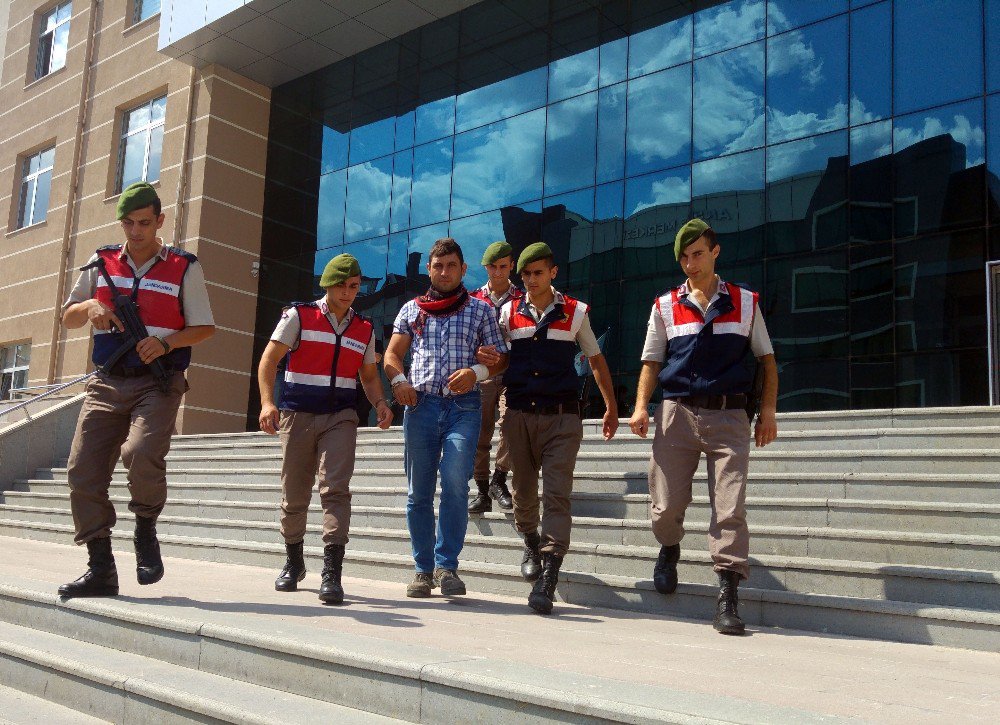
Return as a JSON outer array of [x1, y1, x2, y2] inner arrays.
[[384, 238, 509, 598]]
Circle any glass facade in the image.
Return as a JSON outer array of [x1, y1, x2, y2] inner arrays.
[[254, 0, 1000, 424]]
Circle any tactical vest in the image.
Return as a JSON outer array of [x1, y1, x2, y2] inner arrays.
[[654, 281, 759, 398], [503, 292, 587, 410], [91, 245, 194, 371], [279, 303, 373, 414]]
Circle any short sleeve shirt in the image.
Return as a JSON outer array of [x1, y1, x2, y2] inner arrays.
[[499, 288, 602, 358], [269, 298, 376, 364]]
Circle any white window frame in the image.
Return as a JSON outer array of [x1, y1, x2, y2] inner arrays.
[[1, 343, 31, 401], [17, 147, 55, 229], [116, 95, 166, 193], [35, 1, 72, 80], [132, 0, 161, 25]]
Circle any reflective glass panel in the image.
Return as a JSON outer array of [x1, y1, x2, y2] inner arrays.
[[850, 120, 892, 165], [627, 15, 691, 78], [850, 120, 893, 243], [626, 65, 691, 176], [118, 133, 147, 190], [543, 189, 593, 289], [694, 0, 764, 58], [395, 111, 415, 151], [136, 0, 161, 23], [768, 0, 847, 33], [849, 1, 890, 125], [693, 41, 764, 160], [599, 37, 627, 87], [152, 97, 166, 122], [766, 16, 848, 144], [545, 93, 597, 196], [349, 117, 395, 165], [345, 156, 393, 243], [849, 242, 894, 358], [625, 168, 690, 218], [549, 47, 599, 103], [455, 67, 547, 133], [409, 139, 453, 228], [623, 168, 690, 278], [415, 97, 455, 145], [321, 125, 349, 174], [896, 349, 989, 407], [50, 21, 69, 72], [146, 124, 163, 182], [989, 0, 1000, 93], [317, 169, 347, 248], [894, 0, 983, 115], [692, 148, 764, 261], [451, 109, 545, 218], [597, 82, 626, 183], [988, 94, 1000, 224], [390, 150, 413, 233], [766, 130, 848, 255], [343, 238, 390, 299], [592, 181, 623, 282], [127, 103, 151, 134], [448, 209, 507, 290]]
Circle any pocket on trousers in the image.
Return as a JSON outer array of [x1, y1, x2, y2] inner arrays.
[[453, 393, 481, 413]]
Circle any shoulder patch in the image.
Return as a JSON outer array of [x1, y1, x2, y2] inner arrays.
[[166, 246, 198, 262], [96, 244, 123, 253]]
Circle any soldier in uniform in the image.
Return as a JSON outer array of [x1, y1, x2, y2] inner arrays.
[[629, 219, 778, 635], [467, 241, 523, 514], [498, 243, 618, 614], [258, 253, 392, 604], [58, 182, 215, 598]]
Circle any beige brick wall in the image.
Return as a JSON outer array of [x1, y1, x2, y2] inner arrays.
[[0, 0, 271, 433]]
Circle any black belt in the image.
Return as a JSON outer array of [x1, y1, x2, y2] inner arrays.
[[525, 400, 580, 416], [104, 365, 153, 379], [675, 394, 747, 411]]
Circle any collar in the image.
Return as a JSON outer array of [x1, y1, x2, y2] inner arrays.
[[524, 287, 563, 311], [317, 297, 354, 325], [119, 239, 168, 263], [678, 275, 727, 298], [484, 280, 518, 299]]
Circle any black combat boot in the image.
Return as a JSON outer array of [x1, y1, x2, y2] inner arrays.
[[520, 530, 542, 582], [713, 570, 746, 635], [488, 469, 513, 510], [133, 516, 164, 585], [468, 479, 492, 513], [274, 541, 306, 592], [652, 543, 680, 594], [528, 552, 563, 615], [319, 543, 346, 604], [58, 537, 119, 598]]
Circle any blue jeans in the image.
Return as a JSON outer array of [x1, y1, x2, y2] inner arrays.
[[403, 391, 481, 573]]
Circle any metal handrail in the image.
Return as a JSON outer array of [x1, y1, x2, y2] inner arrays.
[[0, 372, 96, 420]]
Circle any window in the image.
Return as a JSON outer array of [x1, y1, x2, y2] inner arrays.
[[36, 2, 72, 80], [133, 0, 161, 25], [1, 343, 30, 401], [17, 147, 54, 229], [117, 96, 166, 193]]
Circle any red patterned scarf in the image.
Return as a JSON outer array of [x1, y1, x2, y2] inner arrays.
[[413, 284, 469, 336]]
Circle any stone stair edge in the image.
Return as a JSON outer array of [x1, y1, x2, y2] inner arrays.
[[0, 682, 111, 725]]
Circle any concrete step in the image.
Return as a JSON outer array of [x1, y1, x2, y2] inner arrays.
[[0, 620, 398, 724], [2, 523, 999, 655], [26, 468, 1000, 503], [0, 509, 997, 612], [0, 682, 110, 725], [774, 406, 1000, 430], [0, 571, 836, 724]]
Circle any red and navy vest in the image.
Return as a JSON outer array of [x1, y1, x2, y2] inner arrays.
[[470, 282, 523, 321], [91, 245, 194, 371], [502, 291, 588, 410], [654, 281, 759, 398], [279, 303, 373, 414]]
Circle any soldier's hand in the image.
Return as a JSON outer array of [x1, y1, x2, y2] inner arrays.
[[375, 400, 393, 429], [259, 404, 280, 435], [393, 382, 418, 407], [629, 409, 650, 438], [446, 368, 477, 395], [755, 411, 777, 447], [475, 345, 500, 367], [135, 336, 166, 365], [603, 409, 619, 440], [88, 299, 124, 332]]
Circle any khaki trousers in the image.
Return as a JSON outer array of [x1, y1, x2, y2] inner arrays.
[[502, 409, 583, 557], [648, 399, 751, 579], [474, 376, 511, 480], [67, 372, 187, 545], [278, 408, 359, 546]]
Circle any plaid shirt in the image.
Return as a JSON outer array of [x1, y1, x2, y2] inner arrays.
[[393, 295, 508, 395]]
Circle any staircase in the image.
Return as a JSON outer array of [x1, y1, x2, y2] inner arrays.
[[1, 406, 998, 654]]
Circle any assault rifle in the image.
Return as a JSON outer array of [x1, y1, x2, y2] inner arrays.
[[80, 257, 172, 392], [744, 360, 764, 424]]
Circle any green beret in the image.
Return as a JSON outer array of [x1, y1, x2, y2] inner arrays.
[[481, 241, 513, 265], [674, 218, 711, 261], [116, 182, 160, 219], [319, 253, 361, 288], [516, 242, 553, 273]]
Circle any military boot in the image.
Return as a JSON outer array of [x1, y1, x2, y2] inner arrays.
[[528, 552, 563, 615], [468, 479, 492, 513], [520, 530, 542, 581], [488, 469, 513, 509], [713, 570, 746, 635], [319, 543, 346, 604], [58, 537, 118, 598], [274, 541, 306, 592], [652, 543, 680, 594], [133, 516, 164, 585]]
